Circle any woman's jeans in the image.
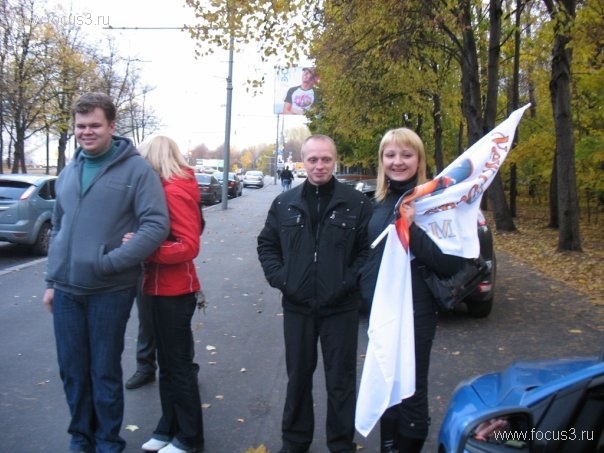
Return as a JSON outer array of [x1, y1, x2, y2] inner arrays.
[[151, 293, 204, 450], [53, 287, 136, 453]]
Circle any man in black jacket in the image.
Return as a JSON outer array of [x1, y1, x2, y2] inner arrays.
[[257, 135, 372, 453], [280, 165, 294, 191]]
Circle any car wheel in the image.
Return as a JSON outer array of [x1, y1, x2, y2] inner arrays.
[[466, 298, 493, 318], [32, 222, 51, 256]]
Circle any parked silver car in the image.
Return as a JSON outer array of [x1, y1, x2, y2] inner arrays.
[[242, 170, 264, 188], [0, 174, 57, 255]]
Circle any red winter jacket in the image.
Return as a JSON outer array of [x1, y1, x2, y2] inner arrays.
[[143, 168, 201, 296]]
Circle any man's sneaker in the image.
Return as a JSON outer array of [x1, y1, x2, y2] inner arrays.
[[125, 370, 155, 389], [142, 438, 169, 452]]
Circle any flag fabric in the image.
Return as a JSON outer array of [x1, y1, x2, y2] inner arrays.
[[355, 104, 530, 437], [410, 104, 531, 257], [355, 224, 416, 437]]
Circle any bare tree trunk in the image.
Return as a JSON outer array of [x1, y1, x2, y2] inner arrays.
[[509, 164, 517, 217], [432, 92, 444, 173], [484, 0, 516, 231], [57, 130, 68, 173], [459, 5, 483, 147], [548, 156, 559, 228], [45, 127, 50, 175], [546, 0, 581, 251], [457, 121, 464, 155], [12, 127, 27, 173], [508, 0, 523, 218]]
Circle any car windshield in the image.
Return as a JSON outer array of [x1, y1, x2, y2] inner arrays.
[[0, 181, 32, 200], [195, 174, 211, 184], [247, 171, 262, 176]]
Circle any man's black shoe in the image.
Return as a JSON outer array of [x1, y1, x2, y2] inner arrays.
[[125, 371, 155, 389]]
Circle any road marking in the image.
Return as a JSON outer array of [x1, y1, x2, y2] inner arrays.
[[0, 257, 47, 277]]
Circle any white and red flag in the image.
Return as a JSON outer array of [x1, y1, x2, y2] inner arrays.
[[355, 104, 531, 437]]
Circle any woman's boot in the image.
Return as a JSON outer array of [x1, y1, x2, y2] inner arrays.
[[380, 407, 400, 452], [396, 435, 425, 453]]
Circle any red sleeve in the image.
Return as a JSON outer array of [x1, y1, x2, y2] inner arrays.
[[147, 182, 200, 264]]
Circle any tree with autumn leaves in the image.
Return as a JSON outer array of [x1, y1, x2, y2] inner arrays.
[[0, 0, 160, 174], [186, 0, 602, 252]]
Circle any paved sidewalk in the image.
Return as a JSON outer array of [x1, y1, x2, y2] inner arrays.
[[1, 175, 600, 452]]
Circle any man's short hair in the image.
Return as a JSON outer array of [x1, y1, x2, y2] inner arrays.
[[72, 92, 116, 122], [301, 134, 337, 158]]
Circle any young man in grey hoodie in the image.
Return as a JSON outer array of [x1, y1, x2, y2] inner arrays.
[[43, 92, 170, 453]]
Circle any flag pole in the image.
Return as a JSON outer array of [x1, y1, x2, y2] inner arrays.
[[371, 225, 390, 249]]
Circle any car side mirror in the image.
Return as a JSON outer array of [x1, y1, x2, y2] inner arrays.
[[462, 411, 534, 452]]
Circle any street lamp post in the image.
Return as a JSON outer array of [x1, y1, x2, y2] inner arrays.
[[221, 34, 234, 210], [274, 113, 280, 185]]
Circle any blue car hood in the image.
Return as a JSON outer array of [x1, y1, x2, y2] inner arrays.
[[438, 355, 603, 452], [470, 356, 599, 408]]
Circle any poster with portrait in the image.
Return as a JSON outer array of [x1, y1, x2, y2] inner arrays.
[[273, 66, 319, 115]]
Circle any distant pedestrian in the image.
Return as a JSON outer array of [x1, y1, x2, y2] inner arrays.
[[280, 165, 294, 191], [43, 92, 170, 453], [257, 135, 372, 453]]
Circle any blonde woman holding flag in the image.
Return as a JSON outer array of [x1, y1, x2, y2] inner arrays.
[[359, 128, 465, 452], [357, 106, 530, 450]]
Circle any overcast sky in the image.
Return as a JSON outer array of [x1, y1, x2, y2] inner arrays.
[[49, 0, 309, 153]]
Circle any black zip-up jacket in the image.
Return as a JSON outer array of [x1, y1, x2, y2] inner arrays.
[[359, 189, 465, 314], [257, 178, 372, 316]]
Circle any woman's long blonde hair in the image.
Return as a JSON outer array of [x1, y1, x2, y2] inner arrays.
[[374, 128, 427, 202], [138, 135, 193, 181]]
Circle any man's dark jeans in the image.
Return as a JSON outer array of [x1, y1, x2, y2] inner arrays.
[[53, 287, 136, 453]]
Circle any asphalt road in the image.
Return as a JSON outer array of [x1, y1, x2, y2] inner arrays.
[[0, 177, 601, 452]]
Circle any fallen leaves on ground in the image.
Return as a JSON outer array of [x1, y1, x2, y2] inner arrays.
[[245, 446, 268, 453], [487, 206, 604, 310]]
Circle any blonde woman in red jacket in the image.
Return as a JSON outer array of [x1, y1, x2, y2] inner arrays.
[[127, 135, 204, 453]]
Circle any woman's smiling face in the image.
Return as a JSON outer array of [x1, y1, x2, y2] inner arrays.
[[381, 143, 419, 182]]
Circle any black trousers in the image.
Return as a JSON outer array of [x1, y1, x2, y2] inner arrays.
[[396, 310, 438, 439], [282, 309, 358, 452], [151, 293, 204, 450], [135, 289, 157, 374]]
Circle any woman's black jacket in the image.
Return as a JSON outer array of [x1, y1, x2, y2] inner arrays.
[[359, 191, 465, 315]]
